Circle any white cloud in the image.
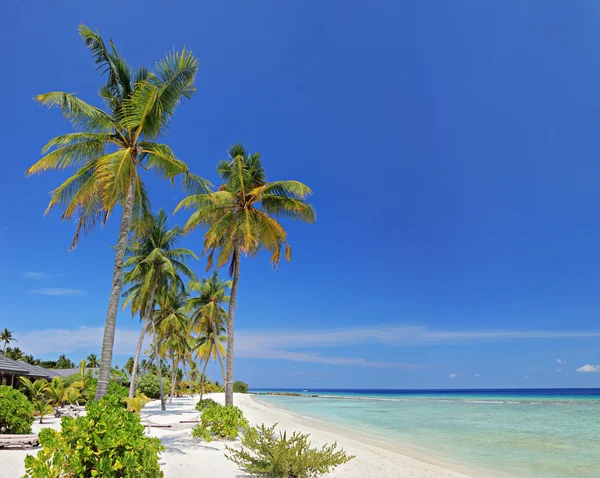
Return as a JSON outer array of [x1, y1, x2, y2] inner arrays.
[[448, 373, 457, 378], [556, 358, 566, 364], [557, 368, 563, 372], [474, 373, 480, 377], [12, 326, 424, 369], [576, 364, 600, 373], [522, 376, 529, 379], [23, 272, 48, 279], [30, 288, 86, 297]]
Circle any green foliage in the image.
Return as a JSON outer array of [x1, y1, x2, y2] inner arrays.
[[107, 382, 129, 406], [138, 374, 169, 399], [225, 423, 354, 478], [191, 404, 248, 442], [233, 381, 249, 394], [203, 381, 222, 393], [195, 398, 220, 412], [32, 399, 54, 424], [44, 377, 66, 407], [23, 394, 164, 478], [18, 377, 49, 401], [111, 366, 130, 386], [122, 393, 151, 413], [0, 385, 35, 434]]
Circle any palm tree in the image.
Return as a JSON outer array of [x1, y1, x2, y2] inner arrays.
[[122, 209, 197, 401], [27, 24, 202, 400], [187, 272, 230, 387], [0, 328, 16, 352], [5, 347, 24, 361], [86, 353, 99, 368], [175, 144, 315, 404], [56, 355, 74, 369], [196, 319, 227, 402], [156, 290, 192, 403], [44, 377, 67, 407]]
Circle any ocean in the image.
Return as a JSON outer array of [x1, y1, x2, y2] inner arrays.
[[251, 389, 600, 477]]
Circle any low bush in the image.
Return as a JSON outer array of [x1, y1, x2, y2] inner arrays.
[[0, 385, 35, 434], [226, 423, 354, 477], [191, 404, 248, 442], [23, 394, 164, 477], [195, 398, 220, 412], [138, 374, 169, 399], [107, 382, 129, 406], [233, 381, 249, 393]]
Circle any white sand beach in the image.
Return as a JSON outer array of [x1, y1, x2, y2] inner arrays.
[[2, 393, 478, 478]]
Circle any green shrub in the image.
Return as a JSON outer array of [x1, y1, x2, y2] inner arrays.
[[195, 398, 220, 412], [107, 382, 129, 407], [23, 394, 164, 477], [138, 374, 169, 399], [226, 423, 354, 477], [191, 404, 248, 442], [233, 380, 249, 393], [0, 385, 35, 434]]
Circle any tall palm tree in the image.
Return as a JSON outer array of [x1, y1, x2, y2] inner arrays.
[[156, 291, 192, 403], [0, 328, 16, 352], [176, 144, 315, 404], [27, 24, 202, 400], [86, 353, 99, 368], [122, 209, 197, 401]]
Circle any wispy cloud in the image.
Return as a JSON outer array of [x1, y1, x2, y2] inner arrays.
[[474, 373, 480, 377], [556, 358, 566, 364], [557, 368, 563, 372], [23, 272, 48, 280], [522, 376, 529, 379], [448, 373, 457, 378], [30, 288, 86, 297], [576, 364, 600, 373], [12, 323, 600, 370]]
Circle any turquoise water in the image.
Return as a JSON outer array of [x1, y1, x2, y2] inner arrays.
[[251, 389, 600, 477]]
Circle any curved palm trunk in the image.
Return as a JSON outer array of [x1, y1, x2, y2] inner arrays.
[[199, 351, 211, 403], [169, 357, 178, 403], [225, 245, 240, 406], [128, 320, 149, 399], [150, 316, 166, 410], [96, 174, 137, 401]]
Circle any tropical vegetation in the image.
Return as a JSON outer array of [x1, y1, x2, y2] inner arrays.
[[191, 403, 248, 442], [0, 386, 35, 434], [176, 144, 315, 405], [23, 395, 164, 478], [226, 424, 354, 478], [0, 328, 16, 352], [27, 24, 202, 400]]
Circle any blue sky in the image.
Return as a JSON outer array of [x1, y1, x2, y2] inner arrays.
[[2, 0, 600, 388]]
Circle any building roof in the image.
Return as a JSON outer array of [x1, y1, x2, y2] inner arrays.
[[0, 354, 30, 374], [17, 361, 61, 379], [0, 355, 60, 380], [51, 367, 99, 378]]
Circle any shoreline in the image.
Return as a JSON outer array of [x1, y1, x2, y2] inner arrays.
[[247, 393, 501, 478]]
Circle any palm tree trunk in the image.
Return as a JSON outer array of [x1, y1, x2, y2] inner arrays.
[[199, 353, 210, 402], [215, 344, 226, 385], [225, 245, 240, 406], [169, 358, 177, 403], [95, 174, 137, 401], [128, 320, 149, 399], [150, 316, 166, 410]]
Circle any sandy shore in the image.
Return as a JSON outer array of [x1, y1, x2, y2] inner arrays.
[[2, 393, 478, 477]]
